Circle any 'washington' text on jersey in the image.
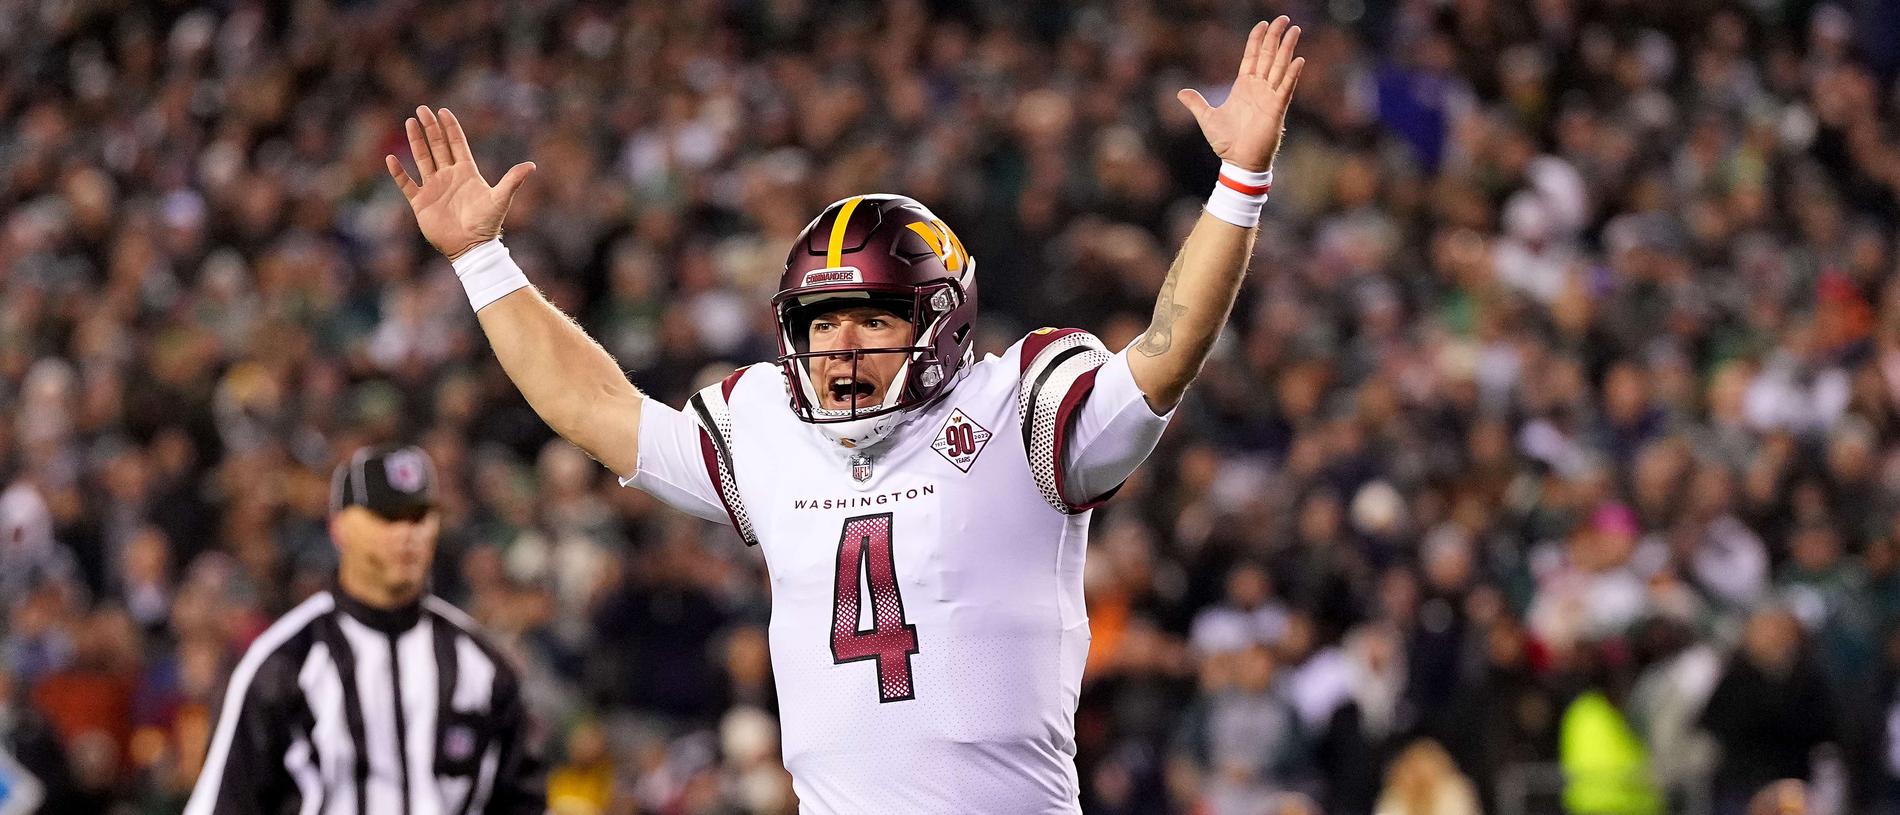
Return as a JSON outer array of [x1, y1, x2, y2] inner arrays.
[[793, 485, 937, 510]]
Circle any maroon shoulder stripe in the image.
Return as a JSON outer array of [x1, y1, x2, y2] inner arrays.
[[697, 429, 750, 544], [719, 368, 745, 401], [1018, 328, 1089, 375]]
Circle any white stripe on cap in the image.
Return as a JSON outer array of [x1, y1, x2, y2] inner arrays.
[[351, 447, 372, 507]]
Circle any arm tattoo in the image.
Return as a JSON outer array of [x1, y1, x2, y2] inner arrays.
[[1135, 252, 1189, 357]]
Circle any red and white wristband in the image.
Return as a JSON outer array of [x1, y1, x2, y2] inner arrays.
[[1205, 161, 1273, 228], [450, 238, 532, 311]]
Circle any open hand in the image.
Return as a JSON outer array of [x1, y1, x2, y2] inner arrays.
[[385, 106, 536, 261], [1178, 17, 1306, 173]]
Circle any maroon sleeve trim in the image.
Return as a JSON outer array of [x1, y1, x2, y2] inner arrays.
[[688, 388, 759, 546], [1049, 365, 1118, 513], [696, 428, 753, 545]]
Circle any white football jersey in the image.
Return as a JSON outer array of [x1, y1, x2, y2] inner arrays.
[[625, 329, 1171, 814]]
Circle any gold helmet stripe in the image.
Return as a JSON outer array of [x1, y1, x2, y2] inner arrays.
[[825, 196, 866, 268]]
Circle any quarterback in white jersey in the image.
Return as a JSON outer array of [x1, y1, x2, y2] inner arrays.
[[386, 16, 1305, 814], [630, 319, 1166, 811]]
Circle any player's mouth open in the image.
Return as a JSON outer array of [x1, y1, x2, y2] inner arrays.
[[825, 376, 878, 410]]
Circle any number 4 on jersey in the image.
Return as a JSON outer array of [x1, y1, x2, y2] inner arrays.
[[830, 513, 920, 702]]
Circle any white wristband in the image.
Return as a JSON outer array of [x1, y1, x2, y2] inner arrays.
[[1205, 162, 1273, 228], [450, 239, 531, 311]]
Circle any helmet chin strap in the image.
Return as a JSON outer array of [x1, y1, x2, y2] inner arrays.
[[817, 413, 906, 455], [811, 358, 912, 450]]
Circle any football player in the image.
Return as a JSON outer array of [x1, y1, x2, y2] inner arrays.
[[386, 17, 1303, 813]]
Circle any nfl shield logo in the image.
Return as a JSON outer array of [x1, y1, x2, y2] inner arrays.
[[385, 449, 428, 493], [849, 453, 873, 484], [444, 725, 476, 762]]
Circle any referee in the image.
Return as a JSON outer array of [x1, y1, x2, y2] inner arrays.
[[185, 446, 545, 814]]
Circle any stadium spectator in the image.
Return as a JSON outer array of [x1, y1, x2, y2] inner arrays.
[[1701, 607, 1839, 815], [1375, 739, 1482, 815]]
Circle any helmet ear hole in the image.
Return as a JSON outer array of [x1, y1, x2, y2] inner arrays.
[[781, 303, 819, 352]]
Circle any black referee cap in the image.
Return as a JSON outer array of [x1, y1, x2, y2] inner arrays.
[[330, 445, 439, 520]]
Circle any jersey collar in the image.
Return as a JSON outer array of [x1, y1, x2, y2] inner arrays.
[[332, 580, 424, 635]]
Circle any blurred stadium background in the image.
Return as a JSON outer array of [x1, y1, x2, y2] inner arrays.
[[5, 0, 1900, 812]]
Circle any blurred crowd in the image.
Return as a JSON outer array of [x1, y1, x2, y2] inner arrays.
[[7, 0, 1900, 812]]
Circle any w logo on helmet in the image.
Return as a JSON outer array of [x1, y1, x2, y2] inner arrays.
[[905, 219, 970, 273]]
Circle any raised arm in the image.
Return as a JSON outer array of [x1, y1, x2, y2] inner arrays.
[[1126, 18, 1304, 412], [386, 106, 644, 477]]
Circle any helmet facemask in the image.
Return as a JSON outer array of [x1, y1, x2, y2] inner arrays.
[[774, 279, 971, 449]]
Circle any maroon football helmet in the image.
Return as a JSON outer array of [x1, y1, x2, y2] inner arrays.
[[773, 194, 978, 447]]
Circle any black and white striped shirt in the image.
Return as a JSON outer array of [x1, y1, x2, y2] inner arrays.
[[184, 589, 544, 815]]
